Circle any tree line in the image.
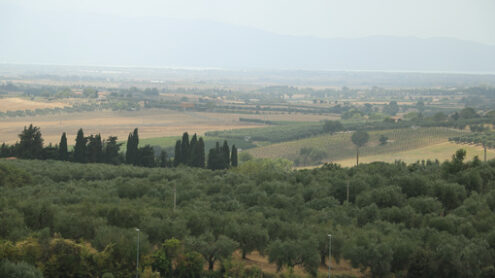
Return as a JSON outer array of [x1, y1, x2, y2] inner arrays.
[[0, 124, 238, 169]]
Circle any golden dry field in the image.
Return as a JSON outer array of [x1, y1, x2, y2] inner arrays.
[[0, 94, 340, 145], [0, 109, 333, 145], [0, 109, 268, 145], [0, 97, 69, 112]]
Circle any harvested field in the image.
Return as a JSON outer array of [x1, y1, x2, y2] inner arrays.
[[0, 109, 264, 145], [0, 97, 69, 112]]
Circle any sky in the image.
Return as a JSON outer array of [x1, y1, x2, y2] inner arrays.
[[3, 0, 495, 45]]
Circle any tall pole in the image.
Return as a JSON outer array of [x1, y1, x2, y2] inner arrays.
[[173, 184, 177, 213], [136, 228, 140, 278], [484, 144, 487, 162], [328, 234, 332, 278], [356, 147, 359, 166], [346, 181, 350, 203]]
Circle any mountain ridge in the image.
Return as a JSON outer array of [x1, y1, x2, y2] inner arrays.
[[1, 4, 494, 72]]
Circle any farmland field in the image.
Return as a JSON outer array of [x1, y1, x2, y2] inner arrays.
[[0, 109, 264, 145], [206, 121, 326, 144], [335, 141, 495, 167], [0, 97, 69, 112], [247, 127, 468, 166]]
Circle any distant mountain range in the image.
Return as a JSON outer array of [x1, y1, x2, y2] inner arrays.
[[1, 4, 495, 72]]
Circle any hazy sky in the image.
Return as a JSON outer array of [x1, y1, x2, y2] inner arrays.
[[3, 0, 495, 45]]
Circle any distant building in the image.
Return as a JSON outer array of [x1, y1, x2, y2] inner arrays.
[[180, 102, 195, 109]]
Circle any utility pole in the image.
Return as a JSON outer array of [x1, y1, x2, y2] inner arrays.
[[173, 183, 177, 213], [346, 181, 350, 203], [356, 147, 359, 166], [136, 228, 140, 278], [328, 234, 332, 278], [484, 144, 487, 162]]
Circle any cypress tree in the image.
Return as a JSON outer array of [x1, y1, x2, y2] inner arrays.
[[207, 142, 230, 170], [174, 140, 182, 167], [181, 132, 190, 165], [189, 133, 198, 166], [231, 144, 238, 167], [73, 128, 87, 163], [133, 128, 139, 146], [207, 148, 215, 170], [191, 136, 205, 168], [207, 142, 221, 170], [222, 140, 230, 169], [104, 136, 122, 165], [126, 128, 139, 165], [125, 132, 134, 164], [197, 137, 205, 168], [87, 134, 103, 163], [160, 150, 168, 168], [58, 132, 68, 161], [132, 128, 139, 165]]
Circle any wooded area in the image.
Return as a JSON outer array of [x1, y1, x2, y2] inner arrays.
[[1, 148, 495, 277]]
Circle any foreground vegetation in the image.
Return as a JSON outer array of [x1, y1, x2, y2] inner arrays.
[[1, 149, 495, 277]]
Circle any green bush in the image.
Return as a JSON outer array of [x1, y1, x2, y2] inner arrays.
[[0, 260, 43, 278]]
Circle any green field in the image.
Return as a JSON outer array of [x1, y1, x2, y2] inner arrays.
[[205, 121, 325, 143], [247, 127, 468, 166], [137, 136, 181, 149]]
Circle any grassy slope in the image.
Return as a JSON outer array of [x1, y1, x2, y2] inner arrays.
[[247, 127, 468, 165], [336, 142, 495, 167]]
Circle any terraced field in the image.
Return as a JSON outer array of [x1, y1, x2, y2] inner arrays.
[[247, 127, 468, 166]]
